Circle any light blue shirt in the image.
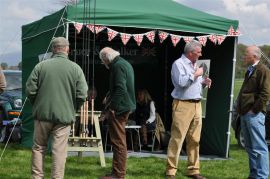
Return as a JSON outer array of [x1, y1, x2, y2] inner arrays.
[[171, 55, 203, 100]]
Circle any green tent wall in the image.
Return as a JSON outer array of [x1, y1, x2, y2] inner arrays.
[[22, 0, 239, 157]]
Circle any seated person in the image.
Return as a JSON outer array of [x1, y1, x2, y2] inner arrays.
[[135, 89, 156, 147]]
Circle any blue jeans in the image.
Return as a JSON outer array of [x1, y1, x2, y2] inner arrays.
[[241, 112, 269, 179]]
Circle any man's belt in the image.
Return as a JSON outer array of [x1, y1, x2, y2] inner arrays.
[[181, 99, 201, 103]]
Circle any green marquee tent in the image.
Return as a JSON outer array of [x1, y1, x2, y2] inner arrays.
[[22, 0, 239, 158]]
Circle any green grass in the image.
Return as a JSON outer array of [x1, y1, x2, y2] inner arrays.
[[0, 131, 251, 179], [0, 79, 251, 179], [234, 79, 243, 100]]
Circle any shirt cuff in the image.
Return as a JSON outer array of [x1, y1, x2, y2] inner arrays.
[[189, 74, 194, 81]]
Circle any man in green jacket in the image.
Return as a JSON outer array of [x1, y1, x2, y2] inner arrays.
[[26, 37, 88, 179], [99, 47, 136, 179]]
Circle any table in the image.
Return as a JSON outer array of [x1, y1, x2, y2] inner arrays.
[[125, 125, 141, 152], [104, 125, 141, 152]]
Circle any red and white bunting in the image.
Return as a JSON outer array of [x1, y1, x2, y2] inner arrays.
[[197, 36, 207, 46], [86, 24, 106, 34], [183, 36, 194, 43], [107, 28, 118, 41], [95, 25, 106, 34], [74, 23, 83, 34], [86, 24, 95, 33], [120, 33, 132, 45], [72, 22, 233, 46], [146, 31, 155, 43], [234, 27, 241, 36], [170, 34, 181, 47], [159, 31, 169, 43], [133, 34, 144, 46], [227, 25, 235, 36], [208, 34, 217, 44], [216, 35, 226, 45]]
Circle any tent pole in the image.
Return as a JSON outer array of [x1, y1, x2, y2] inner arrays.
[[225, 37, 238, 158], [66, 22, 69, 40]]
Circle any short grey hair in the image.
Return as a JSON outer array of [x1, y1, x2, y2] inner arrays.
[[51, 37, 69, 49], [99, 47, 120, 62], [184, 40, 202, 54], [250, 46, 262, 60]]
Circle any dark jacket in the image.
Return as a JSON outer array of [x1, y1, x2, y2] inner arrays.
[[237, 62, 270, 115], [109, 56, 136, 115], [25, 53, 88, 124], [135, 101, 151, 125]]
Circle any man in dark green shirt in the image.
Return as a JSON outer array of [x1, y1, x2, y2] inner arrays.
[[99, 47, 136, 179], [26, 37, 88, 179]]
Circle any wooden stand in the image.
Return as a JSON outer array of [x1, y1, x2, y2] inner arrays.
[[67, 108, 106, 167]]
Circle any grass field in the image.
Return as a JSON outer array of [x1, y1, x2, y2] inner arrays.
[[0, 79, 252, 179], [0, 131, 250, 179], [233, 79, 243, 100]]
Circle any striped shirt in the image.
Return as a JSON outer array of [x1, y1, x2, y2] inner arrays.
[[171, 55, 203, 100]]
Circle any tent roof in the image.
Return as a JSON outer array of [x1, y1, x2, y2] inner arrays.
[[66, 0, 238, 35], [22, 0, 238, 40]]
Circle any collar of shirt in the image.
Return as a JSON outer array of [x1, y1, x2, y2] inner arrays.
[[181, 55, 196, 69], [52, 52, 68, 59], [247, 61, 259, 73], [251, 60, 259, 67]]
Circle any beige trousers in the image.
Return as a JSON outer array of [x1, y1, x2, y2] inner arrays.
[[166, 100, 202, 176], [32, 120, 71, 179]]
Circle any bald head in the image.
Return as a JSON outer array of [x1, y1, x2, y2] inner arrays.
[[99, 47, 120, 62]]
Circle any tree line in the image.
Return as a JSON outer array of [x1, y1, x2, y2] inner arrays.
[[0, 61, 21, 70]]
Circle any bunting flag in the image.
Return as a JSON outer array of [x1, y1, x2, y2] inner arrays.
[[159, 31, 169, 43], [86, 24, 105, 34], [197, 36, 207, 46], [94, 25, 106, 34], [107, 28, 118, 41], [72, 22, 239, 46], [216, 35, 226, 45], [208, 34, 217, 44], [146, 31, 155, 43], [183, 36, 194, 43], [74, 23, 83, 34], [86, 24, 95, 33], [120, 33, 132, 45], [170, 34, 181, 47], [133, 34, 144, 46], [234, 27, 241, 36], [227, 25, 235, 36]]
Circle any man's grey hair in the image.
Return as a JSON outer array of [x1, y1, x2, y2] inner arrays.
[[99, 47, 120, 63], [184, 40, 202, 54], [250, 46, 262, 60], [51, 37, 69, 53]]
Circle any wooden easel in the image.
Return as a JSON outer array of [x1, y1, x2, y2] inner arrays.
[[67, 100, 106, 167]]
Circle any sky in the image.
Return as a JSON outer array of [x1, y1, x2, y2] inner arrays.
[[0, 0, 269, 63]]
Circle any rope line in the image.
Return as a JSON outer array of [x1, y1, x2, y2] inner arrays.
[[41, 6, 68, 61]]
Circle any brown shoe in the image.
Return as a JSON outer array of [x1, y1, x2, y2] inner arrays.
[[187, 174, 206, 179], [165, 175, 175, 179]]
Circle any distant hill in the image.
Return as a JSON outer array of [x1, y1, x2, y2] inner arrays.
[[0, 51, 21, 66]]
